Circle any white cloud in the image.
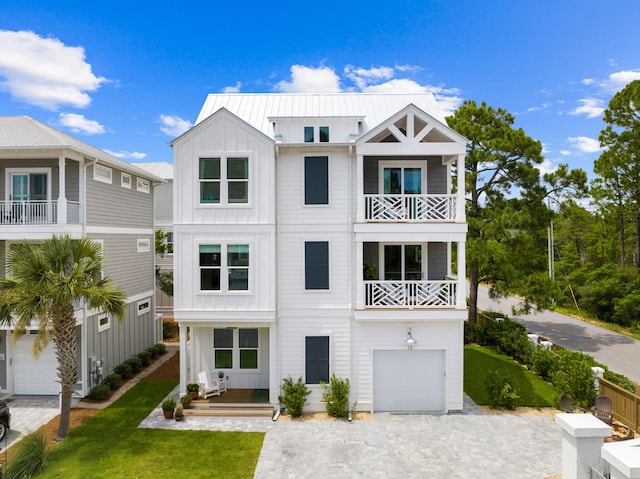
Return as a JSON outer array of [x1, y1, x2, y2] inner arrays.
[[0, 30, 107, 110], [159, 114, 193, 137], [527, 102, 551, 113], [581, 78, 595, 86], [560, 150, 571, 156], [104, 149, 147, 160], [568, 98, 605, 118], [222, 82, 242, 93], [600, 70, 640, 93], [344, 65, 395, 89], [275, 65, 341, 93], [567, 136, 602, 154], [538, 159, 557, 175], [58, 113, 105, 135]]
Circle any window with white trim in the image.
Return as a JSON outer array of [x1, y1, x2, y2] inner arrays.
[[199, 243, 249, 292], [305, 241, 329, 290], [137, 178, 150, 193], [98, 315, 110, 332], [213, 328, 259, 370], [94, 165, 112, 184], [137, 238, 151, 253], [165, 232, 173, 254], [305, 336, 329, 384], [199, 156, 249, 205], [304, 156, 329, 205], [137, 298, 151, 315], [121, 173, 132, 188]]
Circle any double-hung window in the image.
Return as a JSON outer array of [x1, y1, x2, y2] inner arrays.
[[199, 244, 249, 292], [213, 328, 259, 370], [199, 156, 249, 205]]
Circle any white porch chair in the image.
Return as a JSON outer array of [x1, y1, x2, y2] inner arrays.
[[197, 370, 221, 398]]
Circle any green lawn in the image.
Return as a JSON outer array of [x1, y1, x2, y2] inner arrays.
[[38, 380, 264, 479], [464, 345, 560, 408]]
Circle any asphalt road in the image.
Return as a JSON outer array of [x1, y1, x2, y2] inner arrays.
[[476, 284, 640, 385]]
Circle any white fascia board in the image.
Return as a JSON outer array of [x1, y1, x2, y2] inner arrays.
[[356, 142, 466, 156], [354, 309, 467, 322], [0, 225, 84, 240], [354, 223, 468, 242], [173, 310, 276, 322], [84, 226, 155, 235]]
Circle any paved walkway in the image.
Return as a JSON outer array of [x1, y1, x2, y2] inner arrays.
[[139, 394, 562, 479]]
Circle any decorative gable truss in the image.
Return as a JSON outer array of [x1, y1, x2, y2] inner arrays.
[[356, 104, 467, 158]]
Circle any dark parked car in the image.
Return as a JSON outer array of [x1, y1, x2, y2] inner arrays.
[[0, 400, 10, 441]]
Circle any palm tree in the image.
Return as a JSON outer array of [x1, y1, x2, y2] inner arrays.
[[0, 234, 125, 439]]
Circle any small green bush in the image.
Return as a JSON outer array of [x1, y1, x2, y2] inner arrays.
[[551, 350, 597, 408], [5, 431, 50, 479], [138, 350, 151, 367], [88, 384, 111, 401], [603, 369, 637, 394], [321, 374, 351, 418], [114, 363, 133, 379], [103, 373, 122, 391], [279, 376, 311, 418], [125, 356, 142, 374], [531, 347, 559, 380], [161, 397, 177, 411], [152, 343, 167, 356], [146, 346, 159, 359], [485, 370, 519, 410]]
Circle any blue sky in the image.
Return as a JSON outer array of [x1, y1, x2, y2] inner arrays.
[[1, 0, 639, 179]]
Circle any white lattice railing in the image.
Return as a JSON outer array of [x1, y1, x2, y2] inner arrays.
[[0, 200, 82, 225], [365, 280, 457, 308], [364, 194, 458, 221]]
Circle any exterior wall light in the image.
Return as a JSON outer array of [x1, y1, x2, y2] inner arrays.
[[405, 326, 417, 350]]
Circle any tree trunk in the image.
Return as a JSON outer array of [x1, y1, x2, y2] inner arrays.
[[53, 304, 78, 439], [468, 260, 479, 322], [620, 213, 626, 268]]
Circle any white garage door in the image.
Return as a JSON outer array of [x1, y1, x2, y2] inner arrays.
[[14, 336, 59, 395], [373, 350, 445, 412]]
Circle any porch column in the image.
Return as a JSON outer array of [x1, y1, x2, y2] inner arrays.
[[356, 241, 364, 309], [179, 324, 188, 395], [456, 154, 465, 222], [57, 154, 67, 224], [356, 154, 364, 223], [457, 240, 466, 308]]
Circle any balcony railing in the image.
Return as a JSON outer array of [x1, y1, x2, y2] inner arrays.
[[0, 200, 81, 225], [365, 194, 457, 222], [365, 280, 457, 308]]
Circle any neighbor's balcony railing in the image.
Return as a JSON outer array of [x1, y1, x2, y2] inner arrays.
[[0, 200, 81, 225], [364, 194, 457, 222], [365, 280, 457, 308]]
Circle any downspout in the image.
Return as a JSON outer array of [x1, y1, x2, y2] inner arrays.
[[347, 143, 354, 422], [274, 143, 281, 411]]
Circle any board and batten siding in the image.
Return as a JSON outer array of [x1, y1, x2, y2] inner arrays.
[[85, 300, 156, 379], [87, 234, 154, 297], [85, 165, 154, 228], [172, 112, 276, 227], [351, 320, 464, 411], [174, 229, 275, 312]]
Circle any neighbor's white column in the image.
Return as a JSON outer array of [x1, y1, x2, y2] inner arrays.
[[601, 438, 640, 479], [592, 366, 605, 392], [556, 413, 611, 479]]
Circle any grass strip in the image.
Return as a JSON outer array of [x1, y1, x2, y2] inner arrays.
[[464, 345, 560, 408]]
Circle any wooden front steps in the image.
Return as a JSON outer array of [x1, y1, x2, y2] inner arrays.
[[184, 401, 274, 418]]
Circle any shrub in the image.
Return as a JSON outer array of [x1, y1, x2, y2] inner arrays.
[[103, 373, 122, 391], [279, 376, 311, 418], [161, 397, 177, 411], [603, 369, 637, 394], [146, 346, 159, 359], [485, 370, 519, 410], [114, 363, 133, 379], [551, 350, 597, 408], [531, 347, 559, 381], [88, 384, 111, 401], [125, 356, 142, 374], [321, 374, 351, 418], [153, 343, 167, 355], [5, 431, 50, 479], [138, 350, 151, 367]]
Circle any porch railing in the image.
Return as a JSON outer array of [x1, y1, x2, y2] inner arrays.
[[364, 194, 458, 222], [0, 200, 81, 225], [365, 280, 457, 308]]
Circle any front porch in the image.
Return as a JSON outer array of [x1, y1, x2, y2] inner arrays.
[[0, 200, 81, 225], [183, 388, 273, 418]]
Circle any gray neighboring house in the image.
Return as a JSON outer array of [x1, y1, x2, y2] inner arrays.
[[0, 116, 163, 396], [132, 161, 174, 317]]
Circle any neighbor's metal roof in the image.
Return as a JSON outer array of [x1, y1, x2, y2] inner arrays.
[[0, 116, 162, 181], [195, 93, 447, 138]]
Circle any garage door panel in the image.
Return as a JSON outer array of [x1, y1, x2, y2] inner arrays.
[[14, 336, 58, 395], [373, 350, 445, 412]]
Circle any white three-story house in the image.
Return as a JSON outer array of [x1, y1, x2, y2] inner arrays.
[[172, 93, 468, 412]]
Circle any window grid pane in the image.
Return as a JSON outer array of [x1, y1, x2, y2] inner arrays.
[[240, 350, 258, 369], [304, 126, 314, 142], [215, 350, 233, 369], [227, 157, 248, 179], [319, 126, 329, 142], [199, 158, 220, 179]]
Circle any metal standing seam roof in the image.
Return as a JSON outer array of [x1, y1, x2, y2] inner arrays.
[[0, 116, 162, 181], [194, 93, 448, 139]]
